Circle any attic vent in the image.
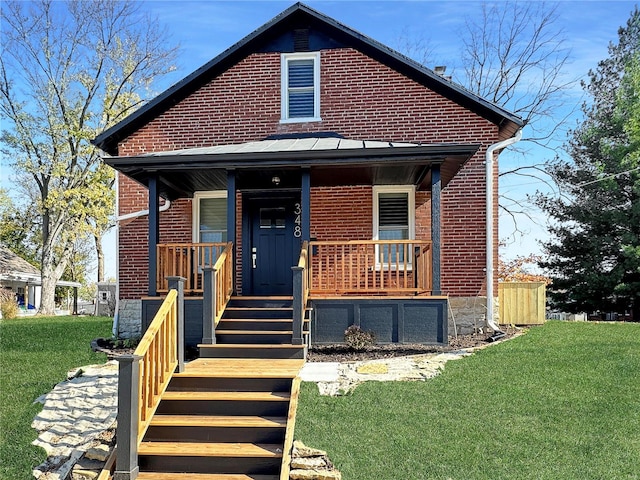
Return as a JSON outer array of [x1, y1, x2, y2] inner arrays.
[[294, 29, 310, 52]]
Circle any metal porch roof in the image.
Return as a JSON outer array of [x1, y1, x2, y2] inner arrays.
[[104, 136, 479, 199]]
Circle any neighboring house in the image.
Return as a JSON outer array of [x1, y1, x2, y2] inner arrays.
[[93, 3, 523, 344], [0, 245, 80, 314], [95, 281, 116, 316]]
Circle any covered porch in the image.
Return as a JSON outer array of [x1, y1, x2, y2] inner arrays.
[[106, 136, 479, 345]]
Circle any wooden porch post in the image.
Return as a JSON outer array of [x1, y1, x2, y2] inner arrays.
[[113, 354, 141, 480], [148, 174, 159, 297], [431, 163, 442, 295], [301, 168, 311, 241], [227, 170, 236, 286], [167, 276, 186, 373], [202, 266, 216, 344]]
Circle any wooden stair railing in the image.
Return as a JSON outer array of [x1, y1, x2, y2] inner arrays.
[[292, 241, 309, 348], [202, 241, 234, 344], [114, 277, 185, 480]]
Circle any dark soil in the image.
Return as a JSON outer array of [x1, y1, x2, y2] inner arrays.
[[307, 330, 515, 362], [92, 330, 518, 363]]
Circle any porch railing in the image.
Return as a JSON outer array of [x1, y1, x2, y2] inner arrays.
[[114, 277, 185, 480], [157, 243, 228, 295], [308, 240, 432, 295]]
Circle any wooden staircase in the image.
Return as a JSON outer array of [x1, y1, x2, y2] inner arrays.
[[133, 296, 306, 480]]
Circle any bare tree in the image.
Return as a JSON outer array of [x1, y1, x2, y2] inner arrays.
[[396, 2, 576, 241], [458, 1, 575, 240], [461, 1, 574, 146], [0, 0, 177, 314]]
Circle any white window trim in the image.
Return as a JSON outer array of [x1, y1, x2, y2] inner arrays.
[[372, 185, 416, 270], [280, 52, 321, 123], [192, 191, 227, 243]]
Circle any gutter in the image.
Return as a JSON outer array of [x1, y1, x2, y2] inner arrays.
[[111, 170, 171, 337], [485, 128, 523, 335]]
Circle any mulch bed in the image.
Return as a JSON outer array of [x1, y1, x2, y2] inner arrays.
[[306, 330, 515, 362]]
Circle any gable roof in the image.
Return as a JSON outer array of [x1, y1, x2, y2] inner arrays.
[[0, 246, 39, 276], [92, 2, 523, 156], [0, 246, 81, 288]]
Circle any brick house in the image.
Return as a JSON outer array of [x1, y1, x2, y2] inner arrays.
[[93, 3, 522, 346]]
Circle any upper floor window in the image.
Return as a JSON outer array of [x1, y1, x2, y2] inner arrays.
[[281, 52, 320, 122]]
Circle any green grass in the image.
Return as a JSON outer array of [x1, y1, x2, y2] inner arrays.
[[0, 315, 111, 480], [296, 322, 640, 480]]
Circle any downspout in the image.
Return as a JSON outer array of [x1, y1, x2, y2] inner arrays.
[[485, 128, 522, 335], [112, 170, 171, 337]]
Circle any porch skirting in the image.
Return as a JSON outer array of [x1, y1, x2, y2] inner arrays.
[[123, 296, 493, 344], [310, 297, 448, 345]]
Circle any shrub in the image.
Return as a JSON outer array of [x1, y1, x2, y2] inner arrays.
[[0, 290, 19, 319], [344, 324, 375, 350]]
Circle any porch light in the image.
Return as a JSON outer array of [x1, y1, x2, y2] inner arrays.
[[272, 176, 281, 185]]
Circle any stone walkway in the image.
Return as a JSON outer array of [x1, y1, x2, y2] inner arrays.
[[300, 350, 473, 396], [32, 362, 119, 480]]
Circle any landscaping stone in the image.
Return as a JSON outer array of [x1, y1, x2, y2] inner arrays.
[[312, 351, 472, 396], [356, 362, 389, 374], [290, 441, 341, 480], [85, 444, 111, 462], [293, 440, 327, 458]]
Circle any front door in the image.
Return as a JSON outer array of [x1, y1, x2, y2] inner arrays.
[[245, 195, 301, 296]]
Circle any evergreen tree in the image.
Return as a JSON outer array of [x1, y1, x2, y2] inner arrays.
[[538, 8, 640, 320]]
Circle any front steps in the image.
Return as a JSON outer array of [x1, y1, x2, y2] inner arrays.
[[200, 296, 308, 358], [133, 297, 306, 479]]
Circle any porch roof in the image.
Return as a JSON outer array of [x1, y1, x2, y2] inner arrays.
[[105, 136, 479, 199]]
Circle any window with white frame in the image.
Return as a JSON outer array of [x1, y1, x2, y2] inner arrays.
[[193, 191, 227, 244], [373, 186, 415, 266], [281, 52, 320, 122], [193, 191, 227, 266]]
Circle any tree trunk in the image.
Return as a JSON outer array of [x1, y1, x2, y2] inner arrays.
[[38, 218, 74, 316], [38, 209, 57, 315], [94, 233, 104, 282], [39, 265, 58, 315]]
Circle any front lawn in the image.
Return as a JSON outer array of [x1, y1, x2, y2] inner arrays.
[[0, 315, 111, 480], [296, 321, 640, 479]]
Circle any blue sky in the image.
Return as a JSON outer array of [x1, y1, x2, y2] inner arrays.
[[1, 0, 637, 280]]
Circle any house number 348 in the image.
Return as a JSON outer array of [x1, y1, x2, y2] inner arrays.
[[294, 202, 302, 238]]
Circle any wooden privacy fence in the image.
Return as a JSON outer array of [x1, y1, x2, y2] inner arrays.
[[308, 240, 432, 295], [499, 282, 546, 325]]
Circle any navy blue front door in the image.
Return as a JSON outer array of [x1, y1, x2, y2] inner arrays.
[[247, 196, 300, 295]]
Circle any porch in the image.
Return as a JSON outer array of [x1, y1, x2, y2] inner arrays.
[[143, 239, 447, 346], [155, 240, 433, 297], [109, 136, 476, 346]]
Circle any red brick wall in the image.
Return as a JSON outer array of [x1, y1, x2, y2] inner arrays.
[[310, 186, 372, 241], [116, 47, 500, 299]]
